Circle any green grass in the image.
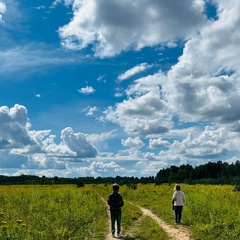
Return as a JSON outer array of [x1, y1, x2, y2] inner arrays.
[[0, 185, 108, 239], [126, 215, 169, 240], [0, 184, 239, 239]]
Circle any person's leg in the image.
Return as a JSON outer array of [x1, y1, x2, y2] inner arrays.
[[116, 212, 122, 235], [174, 207, 178, 224], [110, 212, 116, 235], [175, 206, 183, 224], [178, 206, 183, 223], [175, 206, 180, 223]]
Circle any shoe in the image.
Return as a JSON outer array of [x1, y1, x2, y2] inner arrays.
[[112, 234, 115, 238], [117, 233, 121, 238]]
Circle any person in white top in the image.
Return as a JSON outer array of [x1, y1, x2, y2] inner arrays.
[[172, 184, 185, 224]]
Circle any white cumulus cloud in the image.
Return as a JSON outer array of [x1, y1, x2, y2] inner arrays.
[[61, 127, 98, 158], [58, 0, 206, 57], [164, 0, 240, 128], [149, 138, 170, 149], [0, 104, 36, 149], [122, 137, 145, 149]]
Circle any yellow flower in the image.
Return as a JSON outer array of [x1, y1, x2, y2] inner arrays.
[[1, 225, 7, 230], [21, 224, 27, 228], [16, 219, 23, 223], [1, 221, 7, 225], [0, 212, 4, 217]]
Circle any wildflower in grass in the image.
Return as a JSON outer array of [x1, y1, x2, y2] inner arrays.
[[0, 212, 4, 217], [1, 226, 7, 230], [1, 221, 7, 225], [16, 219, 23, 223], [21, 224, 27, 228]]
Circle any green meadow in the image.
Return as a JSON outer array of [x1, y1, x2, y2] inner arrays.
[[0, 184, 239, 239]]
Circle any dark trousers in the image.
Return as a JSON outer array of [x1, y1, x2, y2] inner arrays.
[[110, 212, 121, 235], [174, 206, 183, 224]]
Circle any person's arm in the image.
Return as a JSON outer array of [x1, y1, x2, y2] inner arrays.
[[172, 192, 176, 206], [107, 195, 112, 206], [119, 195, 124, 207], [172, 192, 176, 202]]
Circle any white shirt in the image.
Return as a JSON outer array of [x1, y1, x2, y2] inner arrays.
[[172, 190, 185, 206]]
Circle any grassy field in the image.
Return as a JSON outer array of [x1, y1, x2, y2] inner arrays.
[[117, 184, 240, 240], [0, 184, 239, 239], [95, 183, 240, 240], [0, 185, 108, 239]]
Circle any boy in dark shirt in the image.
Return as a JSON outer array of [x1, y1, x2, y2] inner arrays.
[[107, 183, 124, 238]]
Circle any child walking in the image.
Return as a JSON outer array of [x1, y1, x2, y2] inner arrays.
[[172, 184, 185, 224], [107, 183, 124, 238]]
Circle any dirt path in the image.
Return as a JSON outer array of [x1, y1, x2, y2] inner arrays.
[[94, 192, 113, 240], [139, 206, 193, 240], [97, 192, 193, 240]]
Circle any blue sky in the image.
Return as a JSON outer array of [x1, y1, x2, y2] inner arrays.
[[0, 0, 240, 178]]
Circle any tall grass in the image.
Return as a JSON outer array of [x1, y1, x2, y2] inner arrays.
[[0, 184, 239, 239], [184, 185, 240, 240], [0, 185, 108, 239]]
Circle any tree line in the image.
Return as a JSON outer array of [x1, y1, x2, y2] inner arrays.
[[155, 160, 240, 185], [0, 174, 155, 186], [0, 161, 240, 186]]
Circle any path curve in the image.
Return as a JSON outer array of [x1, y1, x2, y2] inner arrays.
[[139, 206, 193, 240]]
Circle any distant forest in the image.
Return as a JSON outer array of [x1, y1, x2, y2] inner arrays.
[[155, 160, 240, 185], [0, 161, 240, 186]]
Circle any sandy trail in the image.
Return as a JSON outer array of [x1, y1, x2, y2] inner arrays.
[[97, 192, 193, 240], [139, 206, 192, 240]]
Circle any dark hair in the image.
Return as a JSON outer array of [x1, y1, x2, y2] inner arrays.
[[175, 184, 181, 191], [113, 183, 120, 191]]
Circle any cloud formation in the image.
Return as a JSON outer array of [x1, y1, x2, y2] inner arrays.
[[118, 63, 152, 81], [0, 1, 6, 23], [105, 74, 171, 136], [122, 137, 145, 149], [149, 138, 170, 149], [61, 127, 98, 158], [103, 0, 240, 138], [0, 105, 99, 172], [59, 0, 205, 57], [2, 0, 240, 178], [78, 86, 96, 95], [165, 0, 240, 129], [0, 105, 35, 149], [0, 44, 82, 77]]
